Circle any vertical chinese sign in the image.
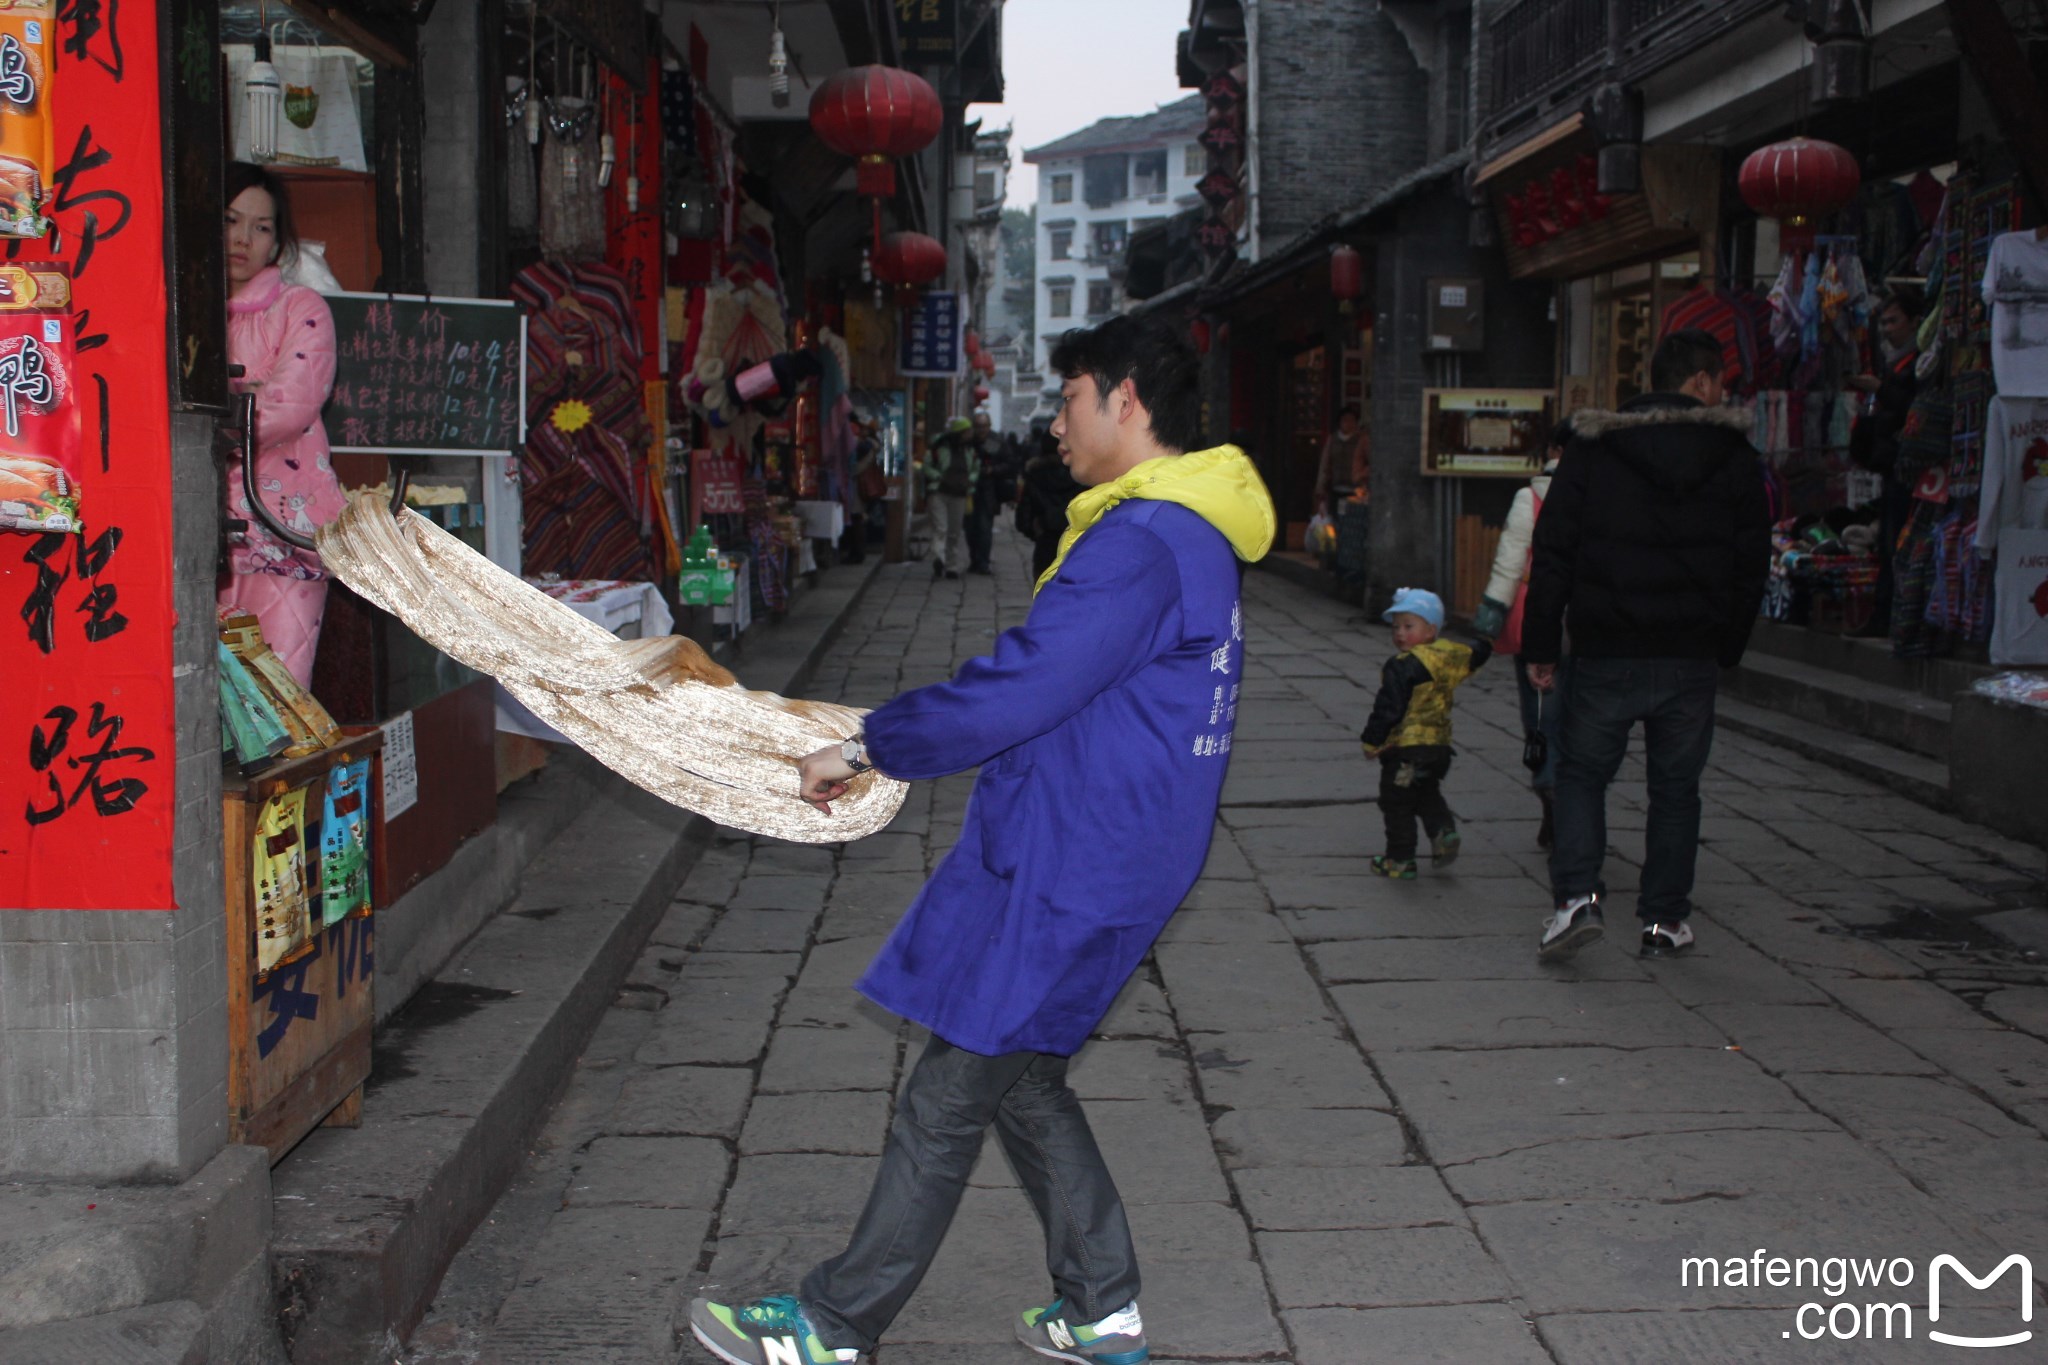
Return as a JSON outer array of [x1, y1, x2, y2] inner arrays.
[[0, 0, 176, 908]]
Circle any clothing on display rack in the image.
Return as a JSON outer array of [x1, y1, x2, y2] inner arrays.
[[1983, 230, 2048, 398]]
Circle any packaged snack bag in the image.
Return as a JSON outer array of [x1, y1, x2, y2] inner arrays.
[[0, 306, 79, 533], [0, 5, 53, 239], [254, 786, 313, 973], [318, 757, 372, 925]]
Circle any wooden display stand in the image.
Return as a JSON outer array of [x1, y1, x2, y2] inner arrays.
[[224, 730, 384, 1163]]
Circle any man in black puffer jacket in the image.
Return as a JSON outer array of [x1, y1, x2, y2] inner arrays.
[[1523, 329, 1771, 963]]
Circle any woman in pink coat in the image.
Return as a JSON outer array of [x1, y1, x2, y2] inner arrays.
[[220, 162, 346, 686]]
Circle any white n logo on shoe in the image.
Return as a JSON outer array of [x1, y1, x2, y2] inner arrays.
[[762, 1336, 806, 1365], [1046, 1320, 1077, 1350]]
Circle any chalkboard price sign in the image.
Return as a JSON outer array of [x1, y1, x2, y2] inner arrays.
[[323, 293, 528, 456]]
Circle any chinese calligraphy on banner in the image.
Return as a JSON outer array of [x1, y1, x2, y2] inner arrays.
[[900, 290, 960, 378], [0, 0, 176, 909]]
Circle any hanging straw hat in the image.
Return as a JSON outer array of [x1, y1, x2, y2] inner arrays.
[[314, 493, 905, 843]]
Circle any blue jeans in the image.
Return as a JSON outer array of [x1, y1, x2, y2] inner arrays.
[[1548, 657, 1719, 924], [802, 1036, 1139, 1353], [1514, 656, 1566, 791]]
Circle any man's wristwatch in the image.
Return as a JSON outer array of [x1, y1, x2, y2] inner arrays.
[[840, 736, 872, 774]]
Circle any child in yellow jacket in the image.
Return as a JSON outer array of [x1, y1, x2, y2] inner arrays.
[[1360, 588, 1491, 879]]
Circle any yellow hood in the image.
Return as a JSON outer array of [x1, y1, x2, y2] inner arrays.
[[1034, 444, 1276, 594]]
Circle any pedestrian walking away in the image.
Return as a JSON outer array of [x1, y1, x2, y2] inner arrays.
[[926, 416, 977, 579], [1522, 328, 1772, 962], [1358, 587, 1490, 880], [1473, 421, 1573, 849], [687, 315, 1276, 1365]]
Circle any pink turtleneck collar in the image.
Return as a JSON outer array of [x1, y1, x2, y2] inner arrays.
[[229, 265, 286, 314]]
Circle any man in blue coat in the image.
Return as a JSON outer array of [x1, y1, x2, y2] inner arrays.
[[689, 317, 1275, 1365]]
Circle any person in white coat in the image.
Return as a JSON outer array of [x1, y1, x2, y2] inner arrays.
[[1473, 423, 1573, 847]]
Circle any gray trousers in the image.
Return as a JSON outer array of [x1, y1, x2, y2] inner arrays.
[[801, 1035, 1140, 1353], [930, 492, 968, 570]]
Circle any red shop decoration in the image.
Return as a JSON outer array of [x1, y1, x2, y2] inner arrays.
[[808, 66, 943, 199], [973, 383, 991, 402], [1739, 136, 1861, 259], [872, 230, 947, 287], [1190, 318, 1212, 354], [977, 354, 996, 377], [1, 0, 176, 907], [1329, 244, 1363, 313]]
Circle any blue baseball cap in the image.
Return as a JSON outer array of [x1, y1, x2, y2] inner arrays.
[[1382, 587, 1444, 630]]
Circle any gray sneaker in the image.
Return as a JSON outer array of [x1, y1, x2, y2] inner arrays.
[[1016, 1297, 1148, 1363], [1538, 893, 1603, 961]]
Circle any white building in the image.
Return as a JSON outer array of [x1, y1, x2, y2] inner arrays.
[[1023, 95, 1207, 383]]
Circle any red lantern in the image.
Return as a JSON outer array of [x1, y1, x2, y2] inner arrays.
[[973, 383, 991, 401], [1739, 137, 1860, 259], [1190, 318, 1212, 354], [977, 354, 997, 376], [872, 230, 947, 286], [1330, 243, 1363, 314], [809, 66, 944, 198], [963, 328, 981, 355]]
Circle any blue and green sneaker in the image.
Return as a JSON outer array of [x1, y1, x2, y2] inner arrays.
[[1016, 1296, 1149, 1364], [687, 1293, 859, 1365]]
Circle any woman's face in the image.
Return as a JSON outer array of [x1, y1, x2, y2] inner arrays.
[[225, 185, 278, 288]]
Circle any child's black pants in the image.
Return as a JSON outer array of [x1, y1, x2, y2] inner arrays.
[[1380, 751, 1454, 861]]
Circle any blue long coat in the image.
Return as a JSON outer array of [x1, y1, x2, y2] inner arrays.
[[859, 499, 1249, 1056]]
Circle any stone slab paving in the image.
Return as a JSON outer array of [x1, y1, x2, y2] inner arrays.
[[405, 525, 2048, 1364]]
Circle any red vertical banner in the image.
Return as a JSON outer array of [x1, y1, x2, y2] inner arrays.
[[603, 61, 664, 384], [0, 2, 176, 908]]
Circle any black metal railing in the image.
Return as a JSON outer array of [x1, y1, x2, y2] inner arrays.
[[1491, 0, 1607, 118], [1487, 0, 1781, 140]]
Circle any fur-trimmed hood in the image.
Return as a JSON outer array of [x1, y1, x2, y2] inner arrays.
[[1566, 401, 1752, 439], [1567, 395, 1756, 497]]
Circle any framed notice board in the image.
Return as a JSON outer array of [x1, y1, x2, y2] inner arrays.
[[323, 293, 528, 456], [1420, 388, 1554, 477]]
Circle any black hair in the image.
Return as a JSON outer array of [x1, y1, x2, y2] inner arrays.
[[1547, 419, 1575, 450], [1650, 328, 1723, 392], [1879, 285, 1925, 320], [1338, 403, 1360, 420], [225, 161, 300, 268], [1047, 315, 1201, 454]]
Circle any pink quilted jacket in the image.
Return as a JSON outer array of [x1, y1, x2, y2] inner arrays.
[[227, 267, 345, 578]]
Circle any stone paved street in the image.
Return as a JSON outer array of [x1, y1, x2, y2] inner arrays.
[[407, 525, 2048, 1364]]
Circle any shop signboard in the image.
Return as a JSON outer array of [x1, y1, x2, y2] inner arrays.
[[900, 290, 962, 378], [324, 294, 527, 456], [896, 0, 957, 65], [0, 0, 179, 908], [1420, 388, 1554, 478]]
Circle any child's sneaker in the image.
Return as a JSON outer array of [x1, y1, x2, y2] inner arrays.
[[1370, 855, 1417, 880], [688, 1293, 861, 1365], [1017, 1297, 1149, 1363], [1431, 827, 1461, 866]]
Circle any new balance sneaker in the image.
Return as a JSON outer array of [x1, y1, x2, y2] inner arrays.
[[1017, 1297, 1149, 1364], [1370, 855, 1418, 880], [688, 1293, 860, 1365], [1640, 921, 1696, 958], [1431, 827, 1461, 866], [1538, 893, 1603, 961]]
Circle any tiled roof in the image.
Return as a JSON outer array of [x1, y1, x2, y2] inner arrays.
[[1022, 94, 1206, 163]]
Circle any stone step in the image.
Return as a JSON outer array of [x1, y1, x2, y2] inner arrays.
[[0, 1301, 208, 1365], [264, 557, 881, 1365], [1714, 692, 1950, 810], [0, 1145, 280, 1361], [1745, 617, 1993, 701], [1724, 649, 1953, 760]]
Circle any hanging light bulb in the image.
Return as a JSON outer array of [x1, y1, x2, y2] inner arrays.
[[767, 12, 790, 109], [525, 96, 543, 145], [244, 13, 283, 163], [598, 132, 616, 187]]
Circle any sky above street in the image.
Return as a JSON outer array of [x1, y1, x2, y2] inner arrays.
[[976, 0, 1192, 207]]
